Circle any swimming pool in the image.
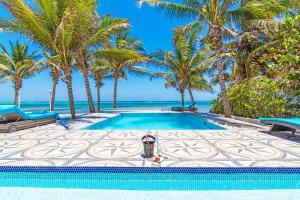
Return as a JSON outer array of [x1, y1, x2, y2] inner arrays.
[[84, 113, 225, 130], [1, 167, 300, 191]]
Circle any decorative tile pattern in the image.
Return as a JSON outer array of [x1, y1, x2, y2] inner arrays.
[[167, 161, 230, 167], [21, 130, 64, 140], [0, 140, 38, 157], [71, 160, 136, 167], [0, 132, 25, 140], [158, 131, 198, 140], [0, 113, 299, 167], [215, 140, 285, 160], [23, 140, 90, 159], [64, 131, 107, 140], [269, 140, 300, 157], [159, 140, 217, 159], [0, 160, 54, 166], [198, 130, 243, 140], [252, 161, 300, 167], [104, 131, 148, 140], [88, 140, 143, 159]]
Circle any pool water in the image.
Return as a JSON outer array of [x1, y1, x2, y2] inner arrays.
[[1, 172, 300, 190], [84, 113, 225, 130]]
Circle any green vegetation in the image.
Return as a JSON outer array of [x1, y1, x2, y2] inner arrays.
[[140, 0, 299, 118], [93, 29, 150, 111], [210, 76, 298, 118], [90, 64, 112, 113], [151, 28, 212, 107], [211, 15, 300, 118], [0, 0, 299, 119], [0, 41, 43, 106]]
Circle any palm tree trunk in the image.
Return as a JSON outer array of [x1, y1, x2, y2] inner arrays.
[[64, 70, 76, 119], [97, 85, 101, 113], [50, 77, 58, 111], [244, 64, 250, 79], [14, 80, 22, 107], [14, 88, 19, 107], [180, 90, 185, 107], [82, 55, 95, 113], [188, 87, 195, 104], [82, 68, 95, 113], [212, 24, 232, 118], [113, 76, 118, 111]]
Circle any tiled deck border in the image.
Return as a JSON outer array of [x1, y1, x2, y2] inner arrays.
[[1, 166, 300, 173]]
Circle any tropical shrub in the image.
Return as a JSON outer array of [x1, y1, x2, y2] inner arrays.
[[210, 76, 296, 118], [258, 15, 300, 75], [279, 72, 300, 117]]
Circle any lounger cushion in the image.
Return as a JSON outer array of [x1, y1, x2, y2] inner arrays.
[[172, 105, 197, 109], [26, 112, 58, 120], [0, 105, 29, 120], [260, 118, 300, 127], [0, 105, 59, 121]]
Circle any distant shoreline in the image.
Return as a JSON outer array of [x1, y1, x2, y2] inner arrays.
[[0, 100, 212, 103], [0, 101, 212, 113]]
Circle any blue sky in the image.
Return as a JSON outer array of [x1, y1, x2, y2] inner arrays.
[[0, 0, 218, 102]]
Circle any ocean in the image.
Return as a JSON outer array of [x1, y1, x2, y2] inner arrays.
[[0, 101, 212, 114]]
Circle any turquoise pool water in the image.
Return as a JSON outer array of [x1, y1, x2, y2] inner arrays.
[[1, 172, 300, 190], [84, 113, 225, 130]]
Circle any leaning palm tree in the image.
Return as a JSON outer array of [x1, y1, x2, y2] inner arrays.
[[90, 60, 113, 112], [0, 41, 44, 106], [93, 29, 149, 111]]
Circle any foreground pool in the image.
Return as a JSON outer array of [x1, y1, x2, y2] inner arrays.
[[2, 188, 300, 200], [84, 113, 225, 130], [1, 167, 300, 190]]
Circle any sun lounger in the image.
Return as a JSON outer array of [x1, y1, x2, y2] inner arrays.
[[260, 118, 300, 137], [0, 105, 59, 133], [171, 103, 198, 112]]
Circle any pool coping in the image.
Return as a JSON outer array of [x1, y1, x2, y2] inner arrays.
[[1, 166, 300, 173], [82, 112, 226, 130]]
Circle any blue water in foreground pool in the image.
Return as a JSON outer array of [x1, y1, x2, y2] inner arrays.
[[1, 172, 300, 190], [84, 113, 225, 130]]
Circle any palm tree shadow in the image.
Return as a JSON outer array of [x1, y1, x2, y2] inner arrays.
[[193, 113, 261, 129], [196, 113, 300, 143], [260, 130, 300, 143], [56, 114, 112, 130]]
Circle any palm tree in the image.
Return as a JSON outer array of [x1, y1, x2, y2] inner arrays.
[[163, 69, 187, 106], [0, 0, 89, 119], [187, 68, 212, 105], [151, 28, 213, 107], [44, 52, 61, 111], [0, 0, 125, 119], [138, 0, 244, 117], [49, 66, 60, 111], [90, 60, 112, 112], [76, 16, 129, 114], [93, 29, 149, 111], [0, 41, 44, 106]]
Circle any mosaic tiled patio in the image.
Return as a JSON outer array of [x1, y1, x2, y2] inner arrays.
[[0, 113, 300, 168]]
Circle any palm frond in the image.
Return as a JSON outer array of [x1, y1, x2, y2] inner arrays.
[[138, 0, 199, 20]]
